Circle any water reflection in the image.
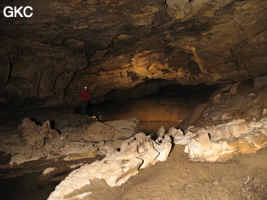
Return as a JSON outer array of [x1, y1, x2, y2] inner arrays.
[[139, 121, 179, 134], [0, 172, 56, 200]]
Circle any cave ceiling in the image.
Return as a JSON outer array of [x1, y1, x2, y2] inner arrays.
[[0, 0, 267, 104]]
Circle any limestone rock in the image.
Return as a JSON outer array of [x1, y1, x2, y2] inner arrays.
[[95, 140, 124, 156], [48, 132, 172, 200], [82, 118, 139, 142], [1, 0, 266, 105], [184, 133, 237, 162], [105, 117, 140, 137], [180, 117, 267, 162], [18, 118, 59, 148], [168, 127, 183, 137], [9, 153, 46, 166], [42, 167, 56, 175], [181, 75, 267, 129], [166, 0, 210, 20], [156, 125, 165, 138], [154, 135, 172, 162], [3, 117, 140, 166], [168, 127, 194, 145], [58, 142, 98, 161]]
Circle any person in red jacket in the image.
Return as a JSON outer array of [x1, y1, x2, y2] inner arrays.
[[79, 86, 92, 115]]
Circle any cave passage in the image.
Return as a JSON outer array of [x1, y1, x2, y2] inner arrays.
[[90, 80, 219, 133]]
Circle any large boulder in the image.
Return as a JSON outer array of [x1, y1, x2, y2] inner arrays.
[[18, 118, 59, 148], [82, 118, 140, 142]]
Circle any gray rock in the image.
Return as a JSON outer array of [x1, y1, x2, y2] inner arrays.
[[82, 118, 139, 142]]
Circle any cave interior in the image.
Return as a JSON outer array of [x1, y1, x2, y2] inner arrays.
[[0, 0, 267, 200]]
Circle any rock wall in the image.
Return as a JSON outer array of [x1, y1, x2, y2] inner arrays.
[[180, 75, 267, 129], [1, 0, 266, 105], [174, 75, 267, 162]]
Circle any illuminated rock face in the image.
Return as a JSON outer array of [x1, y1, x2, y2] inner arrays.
[[0, 0, 267, 105], [169, 116, 267, 162], [47, 133, 172, 200], [172, 75, 267, 162]]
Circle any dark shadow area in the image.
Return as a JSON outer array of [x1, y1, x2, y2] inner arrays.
[[0, 172, 56, 200]]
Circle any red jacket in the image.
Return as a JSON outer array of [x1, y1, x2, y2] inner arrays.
[[79, 91, 92, 101]]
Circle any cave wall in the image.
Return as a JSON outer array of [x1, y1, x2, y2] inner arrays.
[[0, 0, 266, 105], [199, 79, 267, 126]]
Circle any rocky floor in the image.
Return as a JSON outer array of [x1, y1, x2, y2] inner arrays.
[[92, 145, 267, 200], [1, 145, 266, 200], [0, 109, 266, 200], [0, 79, 266, 200]]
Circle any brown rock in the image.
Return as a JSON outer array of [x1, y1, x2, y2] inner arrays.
[[18, 118, 59, 148], [0, 0, 266, 105]]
